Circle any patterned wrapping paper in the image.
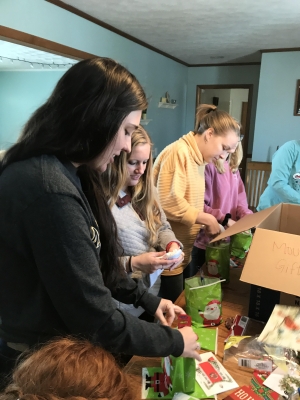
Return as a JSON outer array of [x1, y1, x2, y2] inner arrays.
[[141, 362, 214, 399], [251, 371, 280, 400], [258, 305, 300, 351]]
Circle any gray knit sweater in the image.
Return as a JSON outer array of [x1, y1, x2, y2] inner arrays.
[[112, 190, 182, 316]]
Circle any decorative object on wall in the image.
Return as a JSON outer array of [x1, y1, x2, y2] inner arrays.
[[165, 91, 170, 103], [160, 92, 177, 105], [158, 101, 178, 109], [158, 92, 178, 109], [293, 79, 300, 116]]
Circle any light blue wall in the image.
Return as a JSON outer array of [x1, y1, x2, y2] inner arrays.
[[0, 71, 64, 149], [1, 0, 262, 155], [186, 65, 261, 153], [0, 0, 188, 153], [252, 52, 300, 161]]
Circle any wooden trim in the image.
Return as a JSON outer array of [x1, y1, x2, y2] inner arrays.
[[261, 47, 300, 54], [0, 25, 96, 60], [189, 62, 261, 67], [45, 0, 189, 66]]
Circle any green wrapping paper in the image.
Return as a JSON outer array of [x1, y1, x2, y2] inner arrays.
[[230, 230, 253, 258], [163, 355, 195, 395], [192, 326, 218, 353], [205, 241, 230, 282], [185, 276, 223, 327], [142, 363, 214, 399]]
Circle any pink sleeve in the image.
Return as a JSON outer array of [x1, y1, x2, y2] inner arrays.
[[203, 164, 225, 222], [236, 170, 253, 219]]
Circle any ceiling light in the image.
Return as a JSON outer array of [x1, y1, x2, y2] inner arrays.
[[30, 63, 34, 68]]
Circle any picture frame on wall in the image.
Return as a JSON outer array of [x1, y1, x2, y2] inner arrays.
[[294, 80, 300, 116]]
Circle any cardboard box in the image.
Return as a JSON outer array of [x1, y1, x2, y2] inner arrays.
[[212, 203, 300, 322]]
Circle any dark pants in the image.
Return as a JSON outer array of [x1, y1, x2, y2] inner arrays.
[[0, 339, 23, 390], [158, 273, 183, 303], [183, 246, 206, 283]]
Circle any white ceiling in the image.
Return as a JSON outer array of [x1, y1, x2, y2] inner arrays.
[[59, 0, 300, 65], [0, 40, 77, 71]]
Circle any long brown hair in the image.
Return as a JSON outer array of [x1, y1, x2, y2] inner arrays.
[[0, 57, 148, 289], [102, 126, 162, 246], [0, 338, 138, 400]]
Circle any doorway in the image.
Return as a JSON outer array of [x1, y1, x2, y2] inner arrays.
[[196, 84, 253, 181]]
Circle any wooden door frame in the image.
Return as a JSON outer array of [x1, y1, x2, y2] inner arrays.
[[0, 25, 96, 61], [196, 84, 253, 182]]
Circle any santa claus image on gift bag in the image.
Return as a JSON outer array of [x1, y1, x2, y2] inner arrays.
[[205, 241, 230, 282], [185, 276, 223, 327], [207, 259, 221, 277], [198, 299, 221, 327]]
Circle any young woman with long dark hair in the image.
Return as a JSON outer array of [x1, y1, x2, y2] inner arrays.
[[0, 57, 200, 388]]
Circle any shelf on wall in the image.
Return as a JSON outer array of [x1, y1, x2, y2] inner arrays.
[[158, 102, 178, 109], [140, 119, 152, 126]]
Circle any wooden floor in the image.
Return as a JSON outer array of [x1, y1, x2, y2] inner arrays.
[[124, 269, 256, 399]]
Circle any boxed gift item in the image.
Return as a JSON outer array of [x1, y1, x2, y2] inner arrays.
[[211, 203, 300, 322]]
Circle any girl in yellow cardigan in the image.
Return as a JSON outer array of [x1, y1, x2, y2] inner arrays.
[[153, 104, 241, 298]]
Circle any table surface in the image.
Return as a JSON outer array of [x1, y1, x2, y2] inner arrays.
[[124, 268, 255, 399]]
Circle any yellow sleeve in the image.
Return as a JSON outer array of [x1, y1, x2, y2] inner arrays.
[[154, 146, 199, 227]]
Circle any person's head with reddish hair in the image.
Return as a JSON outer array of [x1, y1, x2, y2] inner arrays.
[[0, 337, 137, 400]]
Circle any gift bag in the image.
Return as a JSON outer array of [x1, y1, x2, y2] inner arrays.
[[157, 314, 195, 396], [230, 229, 252, 259], [162, 355, 195, 395], [205, 241, 230, 282], [185, 276, 223, 327]]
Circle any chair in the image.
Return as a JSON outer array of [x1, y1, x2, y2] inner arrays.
[[245, 161, 272, 212]]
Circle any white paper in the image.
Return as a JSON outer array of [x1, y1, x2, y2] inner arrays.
[[195, 352, 238, 396]]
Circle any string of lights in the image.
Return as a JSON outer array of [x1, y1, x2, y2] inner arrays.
[[0, 55, 76, 68]]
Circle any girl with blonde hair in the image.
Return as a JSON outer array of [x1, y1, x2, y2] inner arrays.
[[102, 126, 184, 311], [190, 140, 252, 275], [0, 337, 138, 400], [153, 104, 242, 293]]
